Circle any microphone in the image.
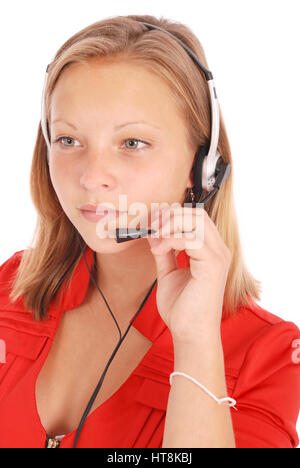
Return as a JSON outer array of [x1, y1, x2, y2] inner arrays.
[[115, 228, 156, 243]]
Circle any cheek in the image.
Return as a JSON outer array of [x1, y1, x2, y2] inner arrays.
[[162, 168, 188, 202], [141, 163, 185, 203], [49, 158, 73, 204]]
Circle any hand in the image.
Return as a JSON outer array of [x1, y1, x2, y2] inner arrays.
[[146, 206, 232, 345]]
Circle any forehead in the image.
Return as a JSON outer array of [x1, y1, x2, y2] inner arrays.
[[51, 60, 172, 104], [50, 59, 184, 126]]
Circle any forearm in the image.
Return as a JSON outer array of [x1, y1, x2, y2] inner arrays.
[[162, 331, 236, 448]]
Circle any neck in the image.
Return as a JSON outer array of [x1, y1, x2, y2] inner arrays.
[[91, 240, 179, 313]]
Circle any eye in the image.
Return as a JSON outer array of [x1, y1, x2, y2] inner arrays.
[[53, 136, 80, 148], [121, 138, 149, 152], [52, 136, 150, 152]]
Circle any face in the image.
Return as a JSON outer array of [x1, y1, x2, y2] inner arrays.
[[49, 58, 196, 253]]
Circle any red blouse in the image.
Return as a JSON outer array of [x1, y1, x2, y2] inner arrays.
[[0, 247, 299, 448]]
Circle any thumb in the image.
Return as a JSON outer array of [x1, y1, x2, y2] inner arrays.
[[147, 237, 178, 281]]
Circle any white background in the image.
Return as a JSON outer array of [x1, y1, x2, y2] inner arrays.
[[0, 0, 299, 443]]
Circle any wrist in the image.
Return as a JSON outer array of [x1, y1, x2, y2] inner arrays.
[[172, 334, 225, 376], [170, 315, 222, 349], [172, 327, 222, 350]]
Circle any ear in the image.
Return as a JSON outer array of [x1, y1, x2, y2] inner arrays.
[[187, 148, 198, 189], [187, 171, 194, 189], [188, 176, 194, 188]]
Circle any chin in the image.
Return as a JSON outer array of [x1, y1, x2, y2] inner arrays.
[[80, 232, 137, 254]]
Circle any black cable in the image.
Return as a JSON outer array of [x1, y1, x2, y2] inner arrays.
[[72, 231, 157, 448], [77, 232, 123, 340]]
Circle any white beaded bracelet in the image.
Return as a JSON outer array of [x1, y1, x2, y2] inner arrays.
[[169, 371, 238, 411]]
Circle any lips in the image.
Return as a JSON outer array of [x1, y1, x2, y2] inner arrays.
[[79, 204, 123, 215], [79, 204, 125, 224], [79, 204, 99, 212]]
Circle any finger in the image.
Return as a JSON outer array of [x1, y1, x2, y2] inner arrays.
[[146, 236, 178, 282], [158, 209, 204, 254], [155, 206, 229, 259], [149, 231, 200, 257]]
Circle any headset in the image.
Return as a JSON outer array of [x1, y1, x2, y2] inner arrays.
[[40, 21, 231, 448]]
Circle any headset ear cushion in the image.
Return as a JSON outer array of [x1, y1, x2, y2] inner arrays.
[[192, 144, 209, 197]]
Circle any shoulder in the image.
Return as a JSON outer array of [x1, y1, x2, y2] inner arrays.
[[0, 250, 25, 306], [222, 300, 300, 369], [229, 300, 300, 376], [0, 250, 24, 281], [0, 250, 55, 362], [223, 301, 300, 448]]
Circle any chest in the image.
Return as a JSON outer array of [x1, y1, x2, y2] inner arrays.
[[35, 303, 153, 438]]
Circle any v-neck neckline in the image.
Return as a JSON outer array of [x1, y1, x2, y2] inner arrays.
[[32, 331, 156, 445], [31, 245, 189, 445]]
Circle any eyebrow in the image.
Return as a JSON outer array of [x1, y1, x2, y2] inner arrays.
[[51, 119, 161, 131]]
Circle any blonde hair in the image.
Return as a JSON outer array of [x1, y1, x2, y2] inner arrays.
[[9, 14, 261, 321]]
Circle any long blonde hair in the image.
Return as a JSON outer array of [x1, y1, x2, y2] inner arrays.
[[9, 14, 261, 321]]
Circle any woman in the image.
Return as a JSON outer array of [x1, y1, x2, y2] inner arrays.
[[0, 14, 299, 448]]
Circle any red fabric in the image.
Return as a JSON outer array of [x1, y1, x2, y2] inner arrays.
[[0, 247, 299, 448]]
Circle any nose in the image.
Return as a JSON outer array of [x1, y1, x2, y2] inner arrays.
[[79, 148, 117, 191]]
